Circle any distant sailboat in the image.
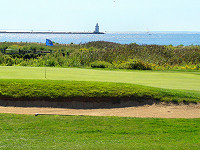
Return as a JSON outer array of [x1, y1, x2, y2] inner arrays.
[[147, 28, 152, 35], [147, 32, 152, 35]]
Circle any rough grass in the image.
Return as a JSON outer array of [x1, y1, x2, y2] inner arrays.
[[0, 79, 199, 103], [0, 114, 200, 150], [1, 41, 200, 70]]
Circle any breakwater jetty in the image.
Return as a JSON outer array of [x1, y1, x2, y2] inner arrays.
[[0, 31, 104, 34], [0, 23, 104, 34]]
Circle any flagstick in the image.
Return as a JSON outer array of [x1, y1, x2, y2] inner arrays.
[[45, 65, 47, 79], [45, 58, 47, 79], [45, 38, 54, 79]]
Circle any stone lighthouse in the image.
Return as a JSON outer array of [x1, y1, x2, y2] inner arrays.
[[94, 23, 99, 33]]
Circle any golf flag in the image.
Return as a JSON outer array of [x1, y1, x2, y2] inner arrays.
[[46, 39, 54, 46]]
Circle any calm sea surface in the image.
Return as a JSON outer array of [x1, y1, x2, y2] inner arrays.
[[0, 32, 200, 46]]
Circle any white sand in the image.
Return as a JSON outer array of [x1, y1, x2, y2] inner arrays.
[[1, 104, 200, 118]]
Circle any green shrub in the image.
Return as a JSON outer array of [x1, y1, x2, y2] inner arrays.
[[127, 59, 151, 70], [91, 61, 112, 68], [114, 59, 151, 70]]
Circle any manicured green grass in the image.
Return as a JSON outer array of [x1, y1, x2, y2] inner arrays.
[[0, 66, 200, 91], [0, 114, 200, 150], [0, 66, 199, 103], [0, 79, 199, 103]]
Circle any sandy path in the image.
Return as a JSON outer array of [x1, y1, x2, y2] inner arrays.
[[0, 104, 200, 118]]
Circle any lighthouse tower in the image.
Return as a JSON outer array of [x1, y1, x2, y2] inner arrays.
[[94, 23, 99, 33]]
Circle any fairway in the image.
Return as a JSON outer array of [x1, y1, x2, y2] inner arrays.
[[0, 114, 199, 149], [0, 66, 200, 91]]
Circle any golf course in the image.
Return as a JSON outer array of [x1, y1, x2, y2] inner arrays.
[[1, 0, 200, 148], [0, 66, 200, 149], [1, 41, 200, 149]]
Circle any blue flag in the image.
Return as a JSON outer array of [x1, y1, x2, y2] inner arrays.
[[46, 39, 54, 46]]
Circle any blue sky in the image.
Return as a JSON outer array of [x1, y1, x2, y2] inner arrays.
[[0, 0, 200, 32]]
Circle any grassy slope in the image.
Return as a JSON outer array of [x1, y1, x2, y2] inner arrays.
[[0, 66, 200, 91], [0, 66, 200, 103], [0, 114, 200, 150], [0, 79, 199, 103]]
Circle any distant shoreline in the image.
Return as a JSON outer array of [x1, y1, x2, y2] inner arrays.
[[0, 31, 104, 34], [0, 32, 199, 46]]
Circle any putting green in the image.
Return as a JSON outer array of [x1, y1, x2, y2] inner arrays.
[[0, 66, 200, 91]]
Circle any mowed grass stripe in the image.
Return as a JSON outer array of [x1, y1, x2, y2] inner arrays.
[[0, 114, 200, 149], [0, 66, 200, 91]]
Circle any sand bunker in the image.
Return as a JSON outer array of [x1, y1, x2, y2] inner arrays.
[[0, 103, 200, 118]]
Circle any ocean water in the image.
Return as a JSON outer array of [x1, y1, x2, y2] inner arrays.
[[0, 31, 200, 46]]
